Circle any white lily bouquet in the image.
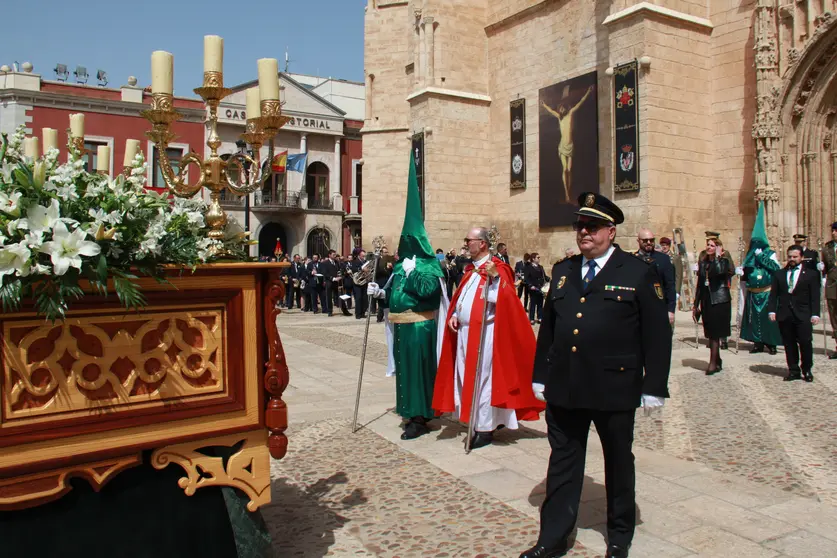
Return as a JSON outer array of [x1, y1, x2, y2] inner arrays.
[[0, 126, 248, 321]]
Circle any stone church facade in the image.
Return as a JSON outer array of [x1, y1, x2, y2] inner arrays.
[[362, 0, 837, 261]]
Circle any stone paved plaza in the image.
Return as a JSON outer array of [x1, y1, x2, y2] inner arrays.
[[262, 308, 837, 557]]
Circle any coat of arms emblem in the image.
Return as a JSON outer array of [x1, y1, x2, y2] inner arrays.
[[512, 154, 523, 175], [620, 145, 634, 171], [585, 194, 596, 207], [616, 85, 635, 109], [512, 116, 523, 132]]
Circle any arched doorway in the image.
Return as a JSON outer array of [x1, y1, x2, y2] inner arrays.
[[756, 8, 837, 247], [306, 162, 330, 209], [258, 222, 288, 260], [307, 226, 331, 258]]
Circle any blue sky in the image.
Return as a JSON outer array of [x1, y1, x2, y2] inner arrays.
[[0, 0, 366, 95]]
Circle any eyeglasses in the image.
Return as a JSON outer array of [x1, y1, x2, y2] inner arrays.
[[640, 238, 656, 243], [572, 221, 611, 233], [464, 238, 483, 244]]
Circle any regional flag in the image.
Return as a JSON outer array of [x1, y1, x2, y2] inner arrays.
[[271, 151, 288, 173], [287, 153, 308, 173]]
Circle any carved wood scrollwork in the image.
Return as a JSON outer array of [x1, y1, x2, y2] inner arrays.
[[264, 269, 289, 460], [0, 454, 142, 511], [151, 430, 270, 512]]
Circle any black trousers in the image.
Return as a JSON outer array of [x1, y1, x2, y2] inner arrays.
[[520, 283, 530, 311], [539, 405, 636, 549], [529, 290, 544, 322], [323, 283, 335, 315], [285, 284, 301, 309], [353, 285, 368, 318], [779, 318, 813, 372]]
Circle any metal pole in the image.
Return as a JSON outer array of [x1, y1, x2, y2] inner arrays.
[[820, 238, 827, 358], [352, 237, 385, 433], [465, 275, 493, 454], [694, 240, 699, 349]]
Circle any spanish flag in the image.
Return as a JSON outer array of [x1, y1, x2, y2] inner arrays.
[[271, 151, 288, 173]]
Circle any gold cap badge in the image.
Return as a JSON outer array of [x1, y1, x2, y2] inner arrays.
[[585, 194, 596, 207]]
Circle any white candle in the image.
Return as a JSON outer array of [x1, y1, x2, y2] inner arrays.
[[69, 113, 85, 138], [246, 87, 261, 119], [23, 137, 39, 158], [42, 128, 58, 153], [204, 35, 223, 73], [96, 145, 110, 172], [257, 58, 279, 101], [151, 50, 174, 95], [124, 139, 141, 166]]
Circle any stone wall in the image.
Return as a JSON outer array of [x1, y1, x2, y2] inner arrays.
[[363, 0, 761, 263]]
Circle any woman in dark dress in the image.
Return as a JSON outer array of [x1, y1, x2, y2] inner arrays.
[[693, 238, 733, 374]]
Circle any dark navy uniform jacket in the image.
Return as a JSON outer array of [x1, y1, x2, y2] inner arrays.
[[533, 246, 672, 411], [634, 250, 677, 314]]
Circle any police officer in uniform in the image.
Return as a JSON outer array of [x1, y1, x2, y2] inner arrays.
[[793, 233, 820, 271], [520, 193, 672, 558], [635, 228, 676, 326]]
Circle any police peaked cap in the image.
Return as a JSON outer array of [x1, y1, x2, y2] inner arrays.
[[792, 233, 808, 240], [575, 192, 624, 225]]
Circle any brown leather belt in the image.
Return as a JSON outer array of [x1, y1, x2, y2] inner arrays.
[[387, 309, 436, 324], [747, 286, 771, 293]]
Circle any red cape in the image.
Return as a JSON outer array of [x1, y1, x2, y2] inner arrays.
[[432, 257, 545, 422]]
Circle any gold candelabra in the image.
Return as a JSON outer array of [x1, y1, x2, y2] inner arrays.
[[141, 71, 290, 241]]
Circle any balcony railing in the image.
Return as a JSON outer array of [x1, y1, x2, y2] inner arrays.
[[255, 192, 301, 209], [307, 197, 333, 210]]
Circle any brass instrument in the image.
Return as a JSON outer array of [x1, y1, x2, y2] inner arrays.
[[292, 278, 300, 288], [352, 259, 375, 286]]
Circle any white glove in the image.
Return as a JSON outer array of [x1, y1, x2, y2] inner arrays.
[[402, 255, 417, 277], [691, 264, 698, 272], [755, 248, 763, 255], [532, 382, 545, 402], [818, 262, 825, 271], [641, 394, 665, 409], [367, 282, 385, 299], [735, 266, 744, 276]]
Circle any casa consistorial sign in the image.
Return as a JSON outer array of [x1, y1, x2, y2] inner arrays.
[[217, 105, 342, 135]]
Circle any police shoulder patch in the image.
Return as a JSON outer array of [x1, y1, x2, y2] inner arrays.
[[653, 282, 664, 300]]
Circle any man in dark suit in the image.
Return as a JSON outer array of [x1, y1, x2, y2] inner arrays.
[[306, 255, 323, 314], [521, 192, 672, 558], [320, 250, 341, 316], [286, 254, 304, 309], [793, 233, 820, 272], [634, 228, 677, 326], [768, 245, 821, 382], [497, 242, 511, 265]]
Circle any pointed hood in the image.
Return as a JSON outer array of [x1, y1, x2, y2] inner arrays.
[[396, 151, 444, 278], [744, 201, 772, 268]]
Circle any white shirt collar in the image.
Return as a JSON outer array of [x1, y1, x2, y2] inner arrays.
[[581, 245, 616, 271], [474, 254, 491, 267]]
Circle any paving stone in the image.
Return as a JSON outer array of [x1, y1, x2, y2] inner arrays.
[[763, 529, 837, 557], [669, 526, 780, 557], [669, 495, 797, 543]]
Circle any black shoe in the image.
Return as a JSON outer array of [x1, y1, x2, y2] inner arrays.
[[767, 346, 778, 355], [469, 431, 493, 449], [705, 366, 720, 376], [518, 542, 569, 558], [605, 544, 630, 558], [802, 370, 814, 383], [749, 345, 764, 354], [784, 372, 802, 382], [829, 352, 837, 360], [401, 420, 430, 440], [721, 340, 728, 350]]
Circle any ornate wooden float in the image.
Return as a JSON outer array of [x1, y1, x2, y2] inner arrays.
[[0, 262, 289, 512]]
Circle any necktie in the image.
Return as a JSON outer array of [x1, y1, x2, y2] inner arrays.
[[584, 260, 597, 285], [789, 267, 797, 293]]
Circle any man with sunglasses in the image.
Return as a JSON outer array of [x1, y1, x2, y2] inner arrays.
[[434, 227, 545, 449], [521, 192, 671, 558], [635, 228, 676, 326]]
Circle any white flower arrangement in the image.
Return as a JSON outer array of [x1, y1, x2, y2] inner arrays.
[[0, 126, 248, 321]]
